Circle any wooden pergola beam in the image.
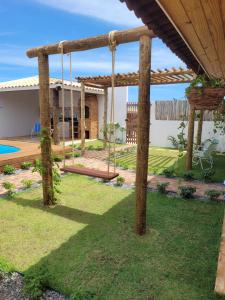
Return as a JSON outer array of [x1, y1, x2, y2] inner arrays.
[[103, 87, 108, 149], [80, 82, 85, 155], [186, 106, 195, 171], [135, 35, 151, 235], [77, 68, 195, 87], [196, 109, 204, 146], [27, 26, 155, 58]]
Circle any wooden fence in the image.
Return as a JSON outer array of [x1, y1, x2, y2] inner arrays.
[[155, 100, 214, 121]]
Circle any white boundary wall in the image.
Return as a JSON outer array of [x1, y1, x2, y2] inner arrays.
[[150, 102, 225, 152]]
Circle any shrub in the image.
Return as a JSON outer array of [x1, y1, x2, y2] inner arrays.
[[2, 181, 16, 198], [179, 186, 196, 199], [96, 146, 104, 151], [53, 155, 64, 162], [156, 182, 169, 194], [87, 145, 94, 151], [21, 161, 33, 170], [205, 189, 221, 201], [21, 179, 33, 189], [23, 265, 50, 300], [162, 167, 175, 178], [201, 169, 215, 182], [182, 171, 195, 181], [74, 152, 81, 158], [3, 165, 16, 175], [115, 176, 125, 187]]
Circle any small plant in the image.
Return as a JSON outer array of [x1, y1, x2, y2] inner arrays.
[[182, 171, 195, 181], [201, 169, 215, 182], [122, 164, 129, 170], [96, 146, 104, 151], [162, 167, 175, 178], [74, 152, 81, 158], [179, 186, 196, 199], [23, 265, 50, 299], [156, 182, 169, 194], [87, 145, 94, 151], [3, 165, 16, 175], [21, 161, 33, 170], [115, 176, 125, 187], [21, 179, 33, 189], [53, 155, 64, 162], [2, 181, 16, 198], [205, 189, 221, 201]]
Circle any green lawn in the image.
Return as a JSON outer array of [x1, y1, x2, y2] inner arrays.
[[0, 174, 224, 299], [115, 147, 225, 182], [74, 139, 124, 150]]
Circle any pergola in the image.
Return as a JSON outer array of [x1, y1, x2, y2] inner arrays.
[[26, 25, 197, 235], [77, 68, 195, 87], [76, 68, 195, 151]]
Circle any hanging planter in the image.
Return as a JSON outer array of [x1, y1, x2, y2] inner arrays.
[[186, 75, 225, 110]]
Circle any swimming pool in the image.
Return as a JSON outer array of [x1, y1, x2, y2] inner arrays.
[[0, 144, 20, 154]]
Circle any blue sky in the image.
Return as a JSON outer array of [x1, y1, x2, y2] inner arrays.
[[0, 0, 188, 101]]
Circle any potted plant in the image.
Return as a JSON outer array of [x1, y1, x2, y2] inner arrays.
[[186, 75, 225, 110]]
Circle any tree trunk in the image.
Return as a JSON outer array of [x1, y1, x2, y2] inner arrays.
[[38, 53, 54, 206], [80, 82, 85, 155], [186, 106, 195, 170], [103, 87, 108, 149], [196, 109, 204, 146], [135, 35, 151, 235], [52, 88, 60, 145]]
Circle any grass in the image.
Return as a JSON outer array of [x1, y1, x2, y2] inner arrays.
[[0, 174, 224, 299], [74, 139, 124, 150], [115, 147, 225, 182], [115, 147, 178, 174]]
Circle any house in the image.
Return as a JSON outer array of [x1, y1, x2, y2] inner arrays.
[[0, 76, 128, 142]]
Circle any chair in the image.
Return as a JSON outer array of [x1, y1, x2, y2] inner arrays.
[[31, 122, 41, 138], [192, 138, 219, 170]]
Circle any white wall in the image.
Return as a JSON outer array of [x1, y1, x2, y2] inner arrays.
[[98, 87, 128, 142], [150, 102, 225, 152], [0, 90, 40, 138]]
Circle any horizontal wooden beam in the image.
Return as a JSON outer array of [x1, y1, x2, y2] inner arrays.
[[27, 26, 156, 58]]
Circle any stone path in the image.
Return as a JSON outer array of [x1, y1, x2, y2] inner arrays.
[[0, 155, 224, 200]]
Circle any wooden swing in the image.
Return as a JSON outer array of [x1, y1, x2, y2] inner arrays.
[[60, 33, 119, 180]]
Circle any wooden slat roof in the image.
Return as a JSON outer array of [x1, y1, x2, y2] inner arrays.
[[77, 68, 195, 87]]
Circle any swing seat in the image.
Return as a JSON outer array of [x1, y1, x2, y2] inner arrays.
[[61, 166, 119, 181]]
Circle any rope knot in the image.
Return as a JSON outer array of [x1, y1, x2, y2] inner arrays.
[[108, 31, 117, 52]]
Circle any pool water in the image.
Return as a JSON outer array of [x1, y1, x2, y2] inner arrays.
[[0, 144, 20, 154]]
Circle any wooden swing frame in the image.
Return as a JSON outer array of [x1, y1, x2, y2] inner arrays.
[[26, 25, 193, 235]]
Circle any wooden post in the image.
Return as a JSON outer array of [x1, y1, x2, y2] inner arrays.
[[196, 109, 204, 146], [186, 105, 195, 171], [38, 53, 54, 206], [103, 87, 108, 149], [135, 35, 151, 236], [52, 88, 60, 145], [80, 82, 85, 155]]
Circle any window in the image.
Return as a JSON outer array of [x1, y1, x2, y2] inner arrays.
[[85, 106, 90, 119]]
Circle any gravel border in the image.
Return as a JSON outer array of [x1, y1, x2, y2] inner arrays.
[[0, 272, 67, 300]]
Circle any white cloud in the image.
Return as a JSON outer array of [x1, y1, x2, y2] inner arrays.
[[33, 0, 142, 27]]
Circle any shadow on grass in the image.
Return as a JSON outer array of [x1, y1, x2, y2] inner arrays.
[[13, 187, 224, 300]]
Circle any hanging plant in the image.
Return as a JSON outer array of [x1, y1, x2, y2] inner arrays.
[[186, 75, 225, 110]]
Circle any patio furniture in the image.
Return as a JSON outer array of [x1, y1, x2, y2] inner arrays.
[[31, 121, 41, 138], [192, 138, 219, 170]]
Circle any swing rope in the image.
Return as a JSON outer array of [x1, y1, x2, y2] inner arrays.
[[58, 41, 66, 167], [107, 30, 117, 174], [69, 52, 75, 165]]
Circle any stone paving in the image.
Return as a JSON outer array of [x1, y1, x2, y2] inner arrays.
[[0, 154, 224, 200]]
